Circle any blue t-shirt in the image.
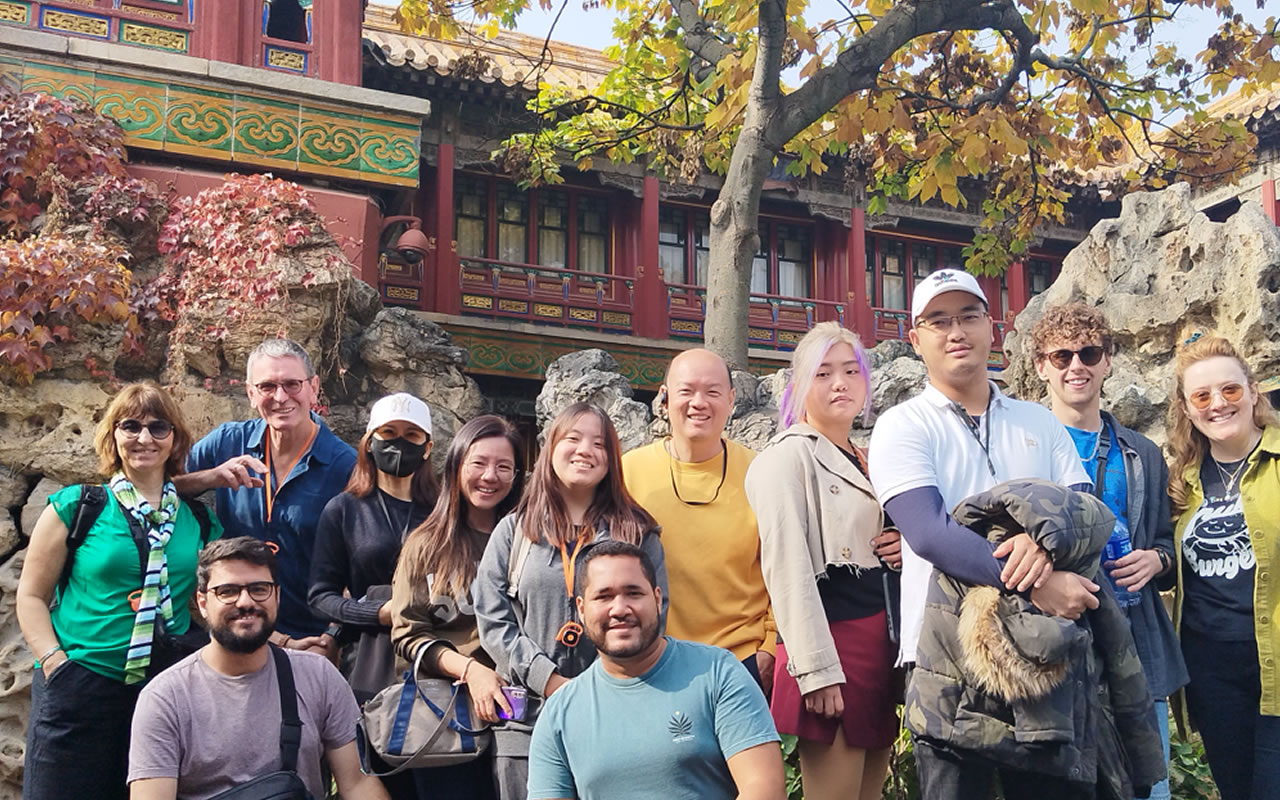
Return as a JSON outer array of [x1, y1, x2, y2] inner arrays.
[[187, 415, 356, 637], [528, 638, 779, 800], [1067, 424, 1130, 590]]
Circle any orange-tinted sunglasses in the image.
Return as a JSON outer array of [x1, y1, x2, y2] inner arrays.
[[1188, 383, 1245, 410]]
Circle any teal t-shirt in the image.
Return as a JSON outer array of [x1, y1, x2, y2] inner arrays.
[[528, 637, 779, 800], [47, 484, 222, 682]]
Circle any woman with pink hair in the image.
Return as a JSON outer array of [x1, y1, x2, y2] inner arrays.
[[745, 322, 901, 800]]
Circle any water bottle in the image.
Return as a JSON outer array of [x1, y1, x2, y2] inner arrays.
[[1103, 518, 1141, 607]]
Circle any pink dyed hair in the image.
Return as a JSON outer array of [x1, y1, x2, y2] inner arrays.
[[778, 322, 873, 429]]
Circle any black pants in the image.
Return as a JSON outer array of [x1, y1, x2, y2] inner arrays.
[[1182, 629, 1280, 800], [914, 738, 1095, 800], [23, 660, 141, 800]]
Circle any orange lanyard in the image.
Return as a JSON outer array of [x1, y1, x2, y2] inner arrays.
[[558, 530, 590, 599], [263, 423, 319, 523]]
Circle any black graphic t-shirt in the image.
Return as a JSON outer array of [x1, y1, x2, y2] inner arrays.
[[1181, 457, 1256, 640]]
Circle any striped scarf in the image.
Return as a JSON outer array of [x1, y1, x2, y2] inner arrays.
[[110, 472, 179, 685]]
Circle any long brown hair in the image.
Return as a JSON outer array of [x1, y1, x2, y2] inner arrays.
[[94, 382, 193, 478], [397, 415, 525, 600], [345, 428, 440, 509], [515, 402, 656, 546], [1167, 335, 1277, 513]]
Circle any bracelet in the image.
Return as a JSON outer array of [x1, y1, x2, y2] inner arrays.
[[460, 657, 476, 683], [1157, 549, 1172, 575], [37, 644, 63, 664]]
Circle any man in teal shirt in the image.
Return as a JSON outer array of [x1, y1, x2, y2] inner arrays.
[[527, 541, 783, 800]]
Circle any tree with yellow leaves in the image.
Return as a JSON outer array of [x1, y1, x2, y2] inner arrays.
[[398, 0, 1279, 368]]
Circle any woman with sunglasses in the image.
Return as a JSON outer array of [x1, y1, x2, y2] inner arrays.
[[1167, 335, 1280, 800], [745, 323, 901, 800], [16, 382, 221, 800], [473, 402, 666, 800], [389, 414, 525, 800]]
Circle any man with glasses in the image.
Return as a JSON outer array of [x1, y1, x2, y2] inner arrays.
[[1030, 303, 1186, 800], [128, 537, 389, 800], [622, 349, 777, 694], [867, 269, 1096, 798], [178, 339, 356, 655]]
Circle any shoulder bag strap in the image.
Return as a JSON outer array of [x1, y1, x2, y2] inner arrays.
[[270, 645, 303, 774], [506, 519, 532, 601], [1093, 422, 1112, 501]]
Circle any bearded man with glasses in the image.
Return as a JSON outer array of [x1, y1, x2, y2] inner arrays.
[[177, 338, 356, 657], [1030, 303, 1186, 800], [128, 537, 389, 800]]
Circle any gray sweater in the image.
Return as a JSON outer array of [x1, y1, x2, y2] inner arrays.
[[473, 512, 668, 755]]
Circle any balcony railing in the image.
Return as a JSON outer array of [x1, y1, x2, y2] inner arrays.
[[458, 257, 637, 334], [871, 306, 1010, 368], [667, 283, 846, 350]]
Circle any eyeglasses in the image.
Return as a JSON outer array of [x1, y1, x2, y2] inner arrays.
[[1042, 346, 1106, 369], [464, 460, 518, 482], [915, 311, 989, 333], [1187, 383, 1246, 410], [116, 419, 175, 439], [207, 581, 277, 603], [253, 379, 308, 396]]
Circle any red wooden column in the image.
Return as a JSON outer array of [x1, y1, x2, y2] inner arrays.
[[1263, 179, 1278, 225], [849, 208, 872, 342], [192, 0, 249, 64], [314, 0, 363, 85], [432, 143, 460, 315], [634, 176, 669, 340], [1005, 260, 1028, 319]]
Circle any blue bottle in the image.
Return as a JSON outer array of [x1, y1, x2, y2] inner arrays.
[[1103, 518, 1141, 607]]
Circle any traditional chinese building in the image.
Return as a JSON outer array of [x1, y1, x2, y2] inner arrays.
[[1, 1, 1114, 415]]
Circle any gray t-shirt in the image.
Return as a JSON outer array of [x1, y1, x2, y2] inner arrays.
[[128, 648, 359, 800]]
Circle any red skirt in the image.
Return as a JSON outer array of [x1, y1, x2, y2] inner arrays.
[[771, 612, 899, 749]]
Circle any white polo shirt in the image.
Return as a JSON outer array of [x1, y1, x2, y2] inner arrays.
[[868, 381, 1090, 664]]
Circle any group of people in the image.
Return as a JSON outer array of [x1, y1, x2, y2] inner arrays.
[[13, 267, 1279, 800]]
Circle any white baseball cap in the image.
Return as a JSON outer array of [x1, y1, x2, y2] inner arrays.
[[366, 393, 432, 436], [911, 269, 989, 323]]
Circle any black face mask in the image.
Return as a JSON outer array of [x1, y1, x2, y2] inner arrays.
[[370, 437, 427, 477]]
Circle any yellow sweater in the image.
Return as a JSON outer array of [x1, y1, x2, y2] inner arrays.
[[622, 439, 776, 660]]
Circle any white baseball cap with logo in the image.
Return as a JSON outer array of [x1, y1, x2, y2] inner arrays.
[[366, 392, 433, 436], [911, 269, 989, 324]]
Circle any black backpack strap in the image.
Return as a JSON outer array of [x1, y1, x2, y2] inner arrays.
[[59, 484, 108, 591], [186, 499, 213, 547], [270, 644, 303, 774]]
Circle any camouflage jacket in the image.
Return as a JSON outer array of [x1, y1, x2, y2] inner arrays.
[[905, 479, 1166, 799]]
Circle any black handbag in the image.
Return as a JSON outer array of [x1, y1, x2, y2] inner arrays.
[[207, 646, 312, 800]]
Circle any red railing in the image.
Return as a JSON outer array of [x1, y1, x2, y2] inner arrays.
[[24, 2, 196, 54], [666, 283, 846, 350], [457, 257, 637, 334]]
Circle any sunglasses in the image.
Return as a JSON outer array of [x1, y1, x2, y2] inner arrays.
[[1187, 383, 1246, 410], [116, 419, 175, 439], [1042, 346, 1106, 369]]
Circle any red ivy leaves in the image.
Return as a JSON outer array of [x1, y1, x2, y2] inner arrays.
[[0, 235, 131, 384]]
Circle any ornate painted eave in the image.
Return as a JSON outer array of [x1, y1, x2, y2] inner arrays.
[[0, 23, 431, 187]]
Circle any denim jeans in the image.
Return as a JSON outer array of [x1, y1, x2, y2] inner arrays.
[[1182, 629, 1280, 800], [23, 660, 140, 800], [1141, 699, 1171, 800]]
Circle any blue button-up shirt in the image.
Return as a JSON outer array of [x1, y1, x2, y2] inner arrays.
[[188, 414, 357, 637]]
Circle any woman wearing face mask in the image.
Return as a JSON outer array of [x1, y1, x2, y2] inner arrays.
[[390, 415, 526, 800], [473, 402, 667, 800], [1167, 335, 1280, 800], [308, 392, 439, 735], [745, 323, 901, 800]]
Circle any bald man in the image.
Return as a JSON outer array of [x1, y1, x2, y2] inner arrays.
[[622, 349, 777, 694]]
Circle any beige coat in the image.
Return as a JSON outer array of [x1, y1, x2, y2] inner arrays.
[[745, 423, 884, 694]]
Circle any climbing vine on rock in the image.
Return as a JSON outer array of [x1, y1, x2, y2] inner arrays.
[[0, 85, 163, 240], [0, 235, 132, 384], [143, 172, 337, 373]]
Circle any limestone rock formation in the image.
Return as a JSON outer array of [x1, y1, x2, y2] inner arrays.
[[0, 550, 29, 800], [0, 380, 113, 487], [1003, 183, 1280, 444], [536, 350, 652, 451]]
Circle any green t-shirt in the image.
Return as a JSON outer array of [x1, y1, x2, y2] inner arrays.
[[47, 485, 222, 682]]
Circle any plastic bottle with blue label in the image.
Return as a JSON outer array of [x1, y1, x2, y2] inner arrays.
[[1103, 518, 1141, 607]]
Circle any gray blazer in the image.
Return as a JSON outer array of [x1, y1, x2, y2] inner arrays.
[[1104, 411, 1189, 699]]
